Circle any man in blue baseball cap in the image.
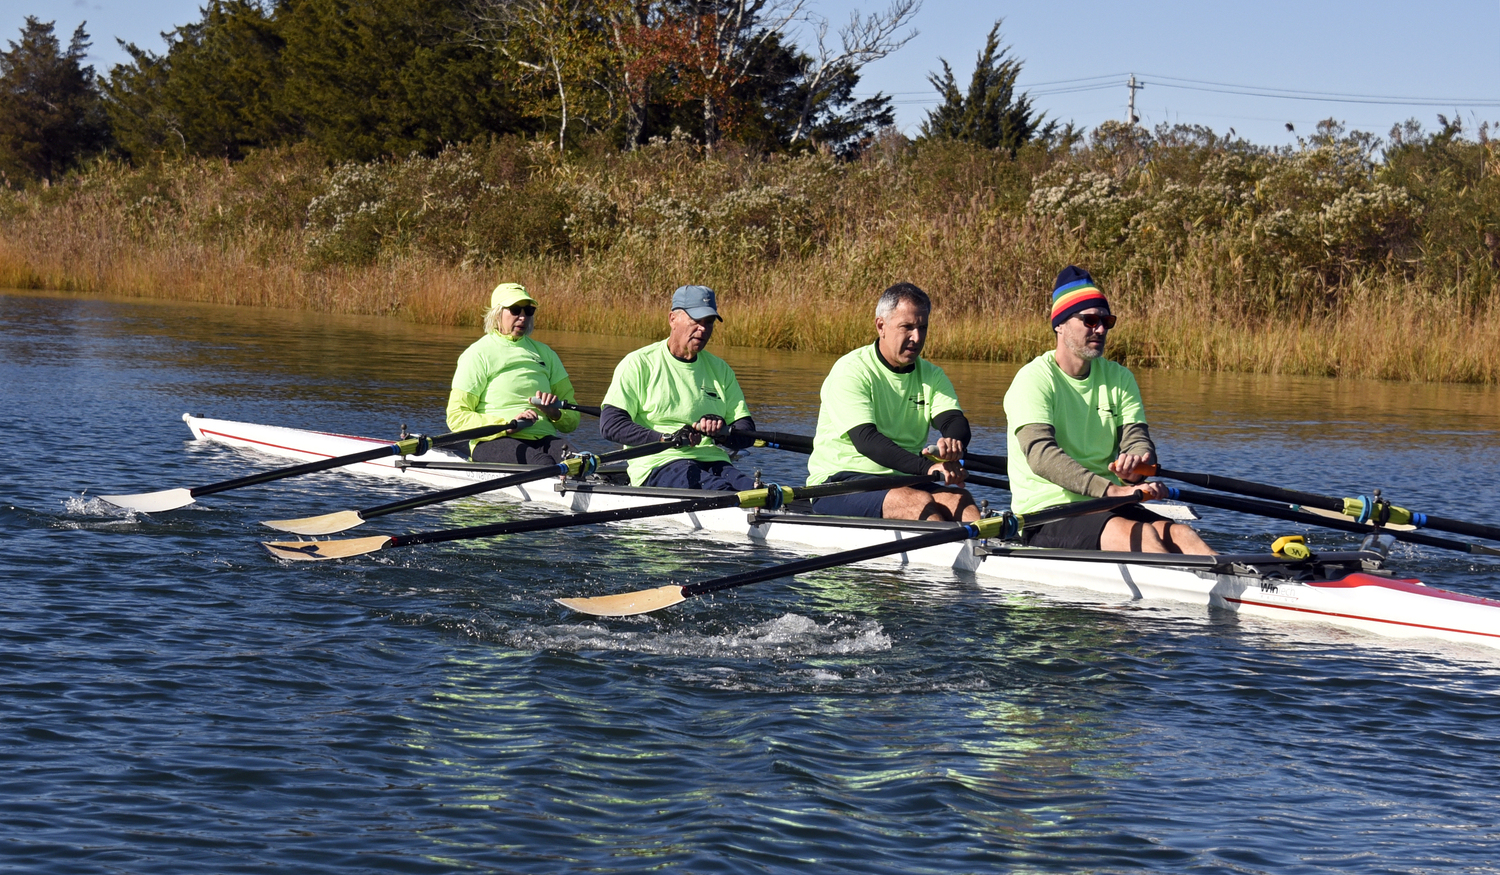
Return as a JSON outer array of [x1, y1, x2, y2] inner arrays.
[[599, 285, 760, 489]]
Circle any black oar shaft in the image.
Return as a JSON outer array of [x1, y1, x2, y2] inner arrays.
[[390, 493, 744, 548], [387, 474, 936, 549], [1163, 469, 1500, 544], [555, 400, 602, 417], [1411, 513, 1500, 544], [725, 428, 814, 450], [683, 526, 972, 597], [680, 491, 1143, 598], [1172, 488, 1497, 556], [359, 441, 672, 520], [964, 473, 1011, 490], [1160, 469, 1343, 513], [190, 422, 515, 498]]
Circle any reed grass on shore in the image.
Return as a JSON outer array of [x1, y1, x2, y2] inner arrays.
[[1, 125, 1496, 382]]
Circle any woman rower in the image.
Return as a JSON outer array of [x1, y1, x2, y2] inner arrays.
[[446, 282, 581, 465]]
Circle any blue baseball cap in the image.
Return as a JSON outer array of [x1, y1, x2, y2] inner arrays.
[[671, 285, 722, 322]]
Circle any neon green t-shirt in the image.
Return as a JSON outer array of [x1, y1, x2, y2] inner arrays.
[[806, 343, 962, 486], [600, 340, 752, 486], [446, 333, 580, 451], [1003, 351, 1147, 516]]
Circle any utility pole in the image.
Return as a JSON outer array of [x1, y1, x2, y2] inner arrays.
[[1126, 74, 1143, 126]]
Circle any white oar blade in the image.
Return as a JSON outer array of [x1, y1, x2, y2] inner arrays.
[[1142, 501, 1200, 521], [261, 510, 367, 536], [261, 535, 392, 562], [556, 585, 687, 617], [98, 488, 196, 513]]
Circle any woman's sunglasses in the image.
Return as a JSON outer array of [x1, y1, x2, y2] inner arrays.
[[507, 305, 536, 316]]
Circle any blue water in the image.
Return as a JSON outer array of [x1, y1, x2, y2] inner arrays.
[[5, 289, 1500, 873]]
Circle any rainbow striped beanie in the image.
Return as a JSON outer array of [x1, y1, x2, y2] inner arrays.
[[1050, 266, 1109, 328]]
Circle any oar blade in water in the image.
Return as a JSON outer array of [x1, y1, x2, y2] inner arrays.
[[556, 585, 686, 617], [262, 535, 392, 561], [98, 487, 196, 513], [261, 509, 367, 536]]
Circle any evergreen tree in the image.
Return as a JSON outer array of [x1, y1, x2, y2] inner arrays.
[[279, 0, 527, 161], [919, 20, 1049, 154], [103, 0, 291, 161], [0, 17, 109, 182]]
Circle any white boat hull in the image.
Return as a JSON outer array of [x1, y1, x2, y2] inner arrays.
[[181, 414, 1500, 650]]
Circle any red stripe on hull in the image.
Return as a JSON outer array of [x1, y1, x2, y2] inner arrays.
[[197, 427, 393, 467], [1227, 572, 1500, 640]]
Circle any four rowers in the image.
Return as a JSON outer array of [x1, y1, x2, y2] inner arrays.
[[450, 272, 1211, 555]]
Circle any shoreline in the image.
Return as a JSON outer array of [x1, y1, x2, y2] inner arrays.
[[1, 245, 1493, 385]]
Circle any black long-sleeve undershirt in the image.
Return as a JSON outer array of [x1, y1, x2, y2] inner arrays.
[[846, 408, 971, 474], [600, 404, 756, 450]]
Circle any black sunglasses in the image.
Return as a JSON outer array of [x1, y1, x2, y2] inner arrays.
[[507, 305, 536, 316], [1076, 313, 1117, 329]]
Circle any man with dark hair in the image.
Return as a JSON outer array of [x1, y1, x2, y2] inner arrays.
[[599, 284, 759, 490], [1003, 266, 1213, 553], [805, 282, 978, 521]]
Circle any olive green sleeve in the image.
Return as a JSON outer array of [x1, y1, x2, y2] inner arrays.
[[1118, 422, 1155, 460], [1015, 422, 1113, 498]]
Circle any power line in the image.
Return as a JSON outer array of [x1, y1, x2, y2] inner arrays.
[[1138, 73, 1500, 106]]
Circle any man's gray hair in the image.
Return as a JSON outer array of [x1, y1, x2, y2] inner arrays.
[[875, 282, 931, 319], [484, 305, 534, 335]]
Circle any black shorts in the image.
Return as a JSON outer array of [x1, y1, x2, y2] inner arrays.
[[809, 471, 955, 519], [469, 434, 572, 467], [1021, 504, 1170, 550]]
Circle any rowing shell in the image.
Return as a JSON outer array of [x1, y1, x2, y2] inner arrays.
[[180, 414, 1500, 650]]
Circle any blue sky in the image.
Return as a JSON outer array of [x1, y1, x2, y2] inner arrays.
[[9, 0, 1500, 147]]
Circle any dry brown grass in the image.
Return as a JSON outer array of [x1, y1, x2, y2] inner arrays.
[[1, 139, 1495, 383]]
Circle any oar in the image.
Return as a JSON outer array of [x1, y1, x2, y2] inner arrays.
[[724, 428, 814, 451], [959, 455, 1007, 476], [1158, 468, 1500, 543], [556, 490, 1149, 617], [262, 440, 674, 535], [262, 473, 939, 561], [540, 398, 602, 417], [99, 419, 525, 513], [1167, 487, 1500, 557]]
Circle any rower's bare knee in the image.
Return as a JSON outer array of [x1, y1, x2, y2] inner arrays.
[[1101, 516, 1168, 553], [1160, 521, 1216, 555]]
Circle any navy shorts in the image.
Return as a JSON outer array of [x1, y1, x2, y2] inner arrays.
[[470, 435, 571, 467], [809, 471, 949, 519], [643, 459, 756, 491], [1021, 504, 1170, 550]]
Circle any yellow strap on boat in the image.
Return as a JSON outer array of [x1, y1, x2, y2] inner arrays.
[[1272, 535, 1310, 559]]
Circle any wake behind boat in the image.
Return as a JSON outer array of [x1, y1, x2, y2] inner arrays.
[[175, 414, 1500, 650]]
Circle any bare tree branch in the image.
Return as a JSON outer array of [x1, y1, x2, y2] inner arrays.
[[790, 0, 919, 144]]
